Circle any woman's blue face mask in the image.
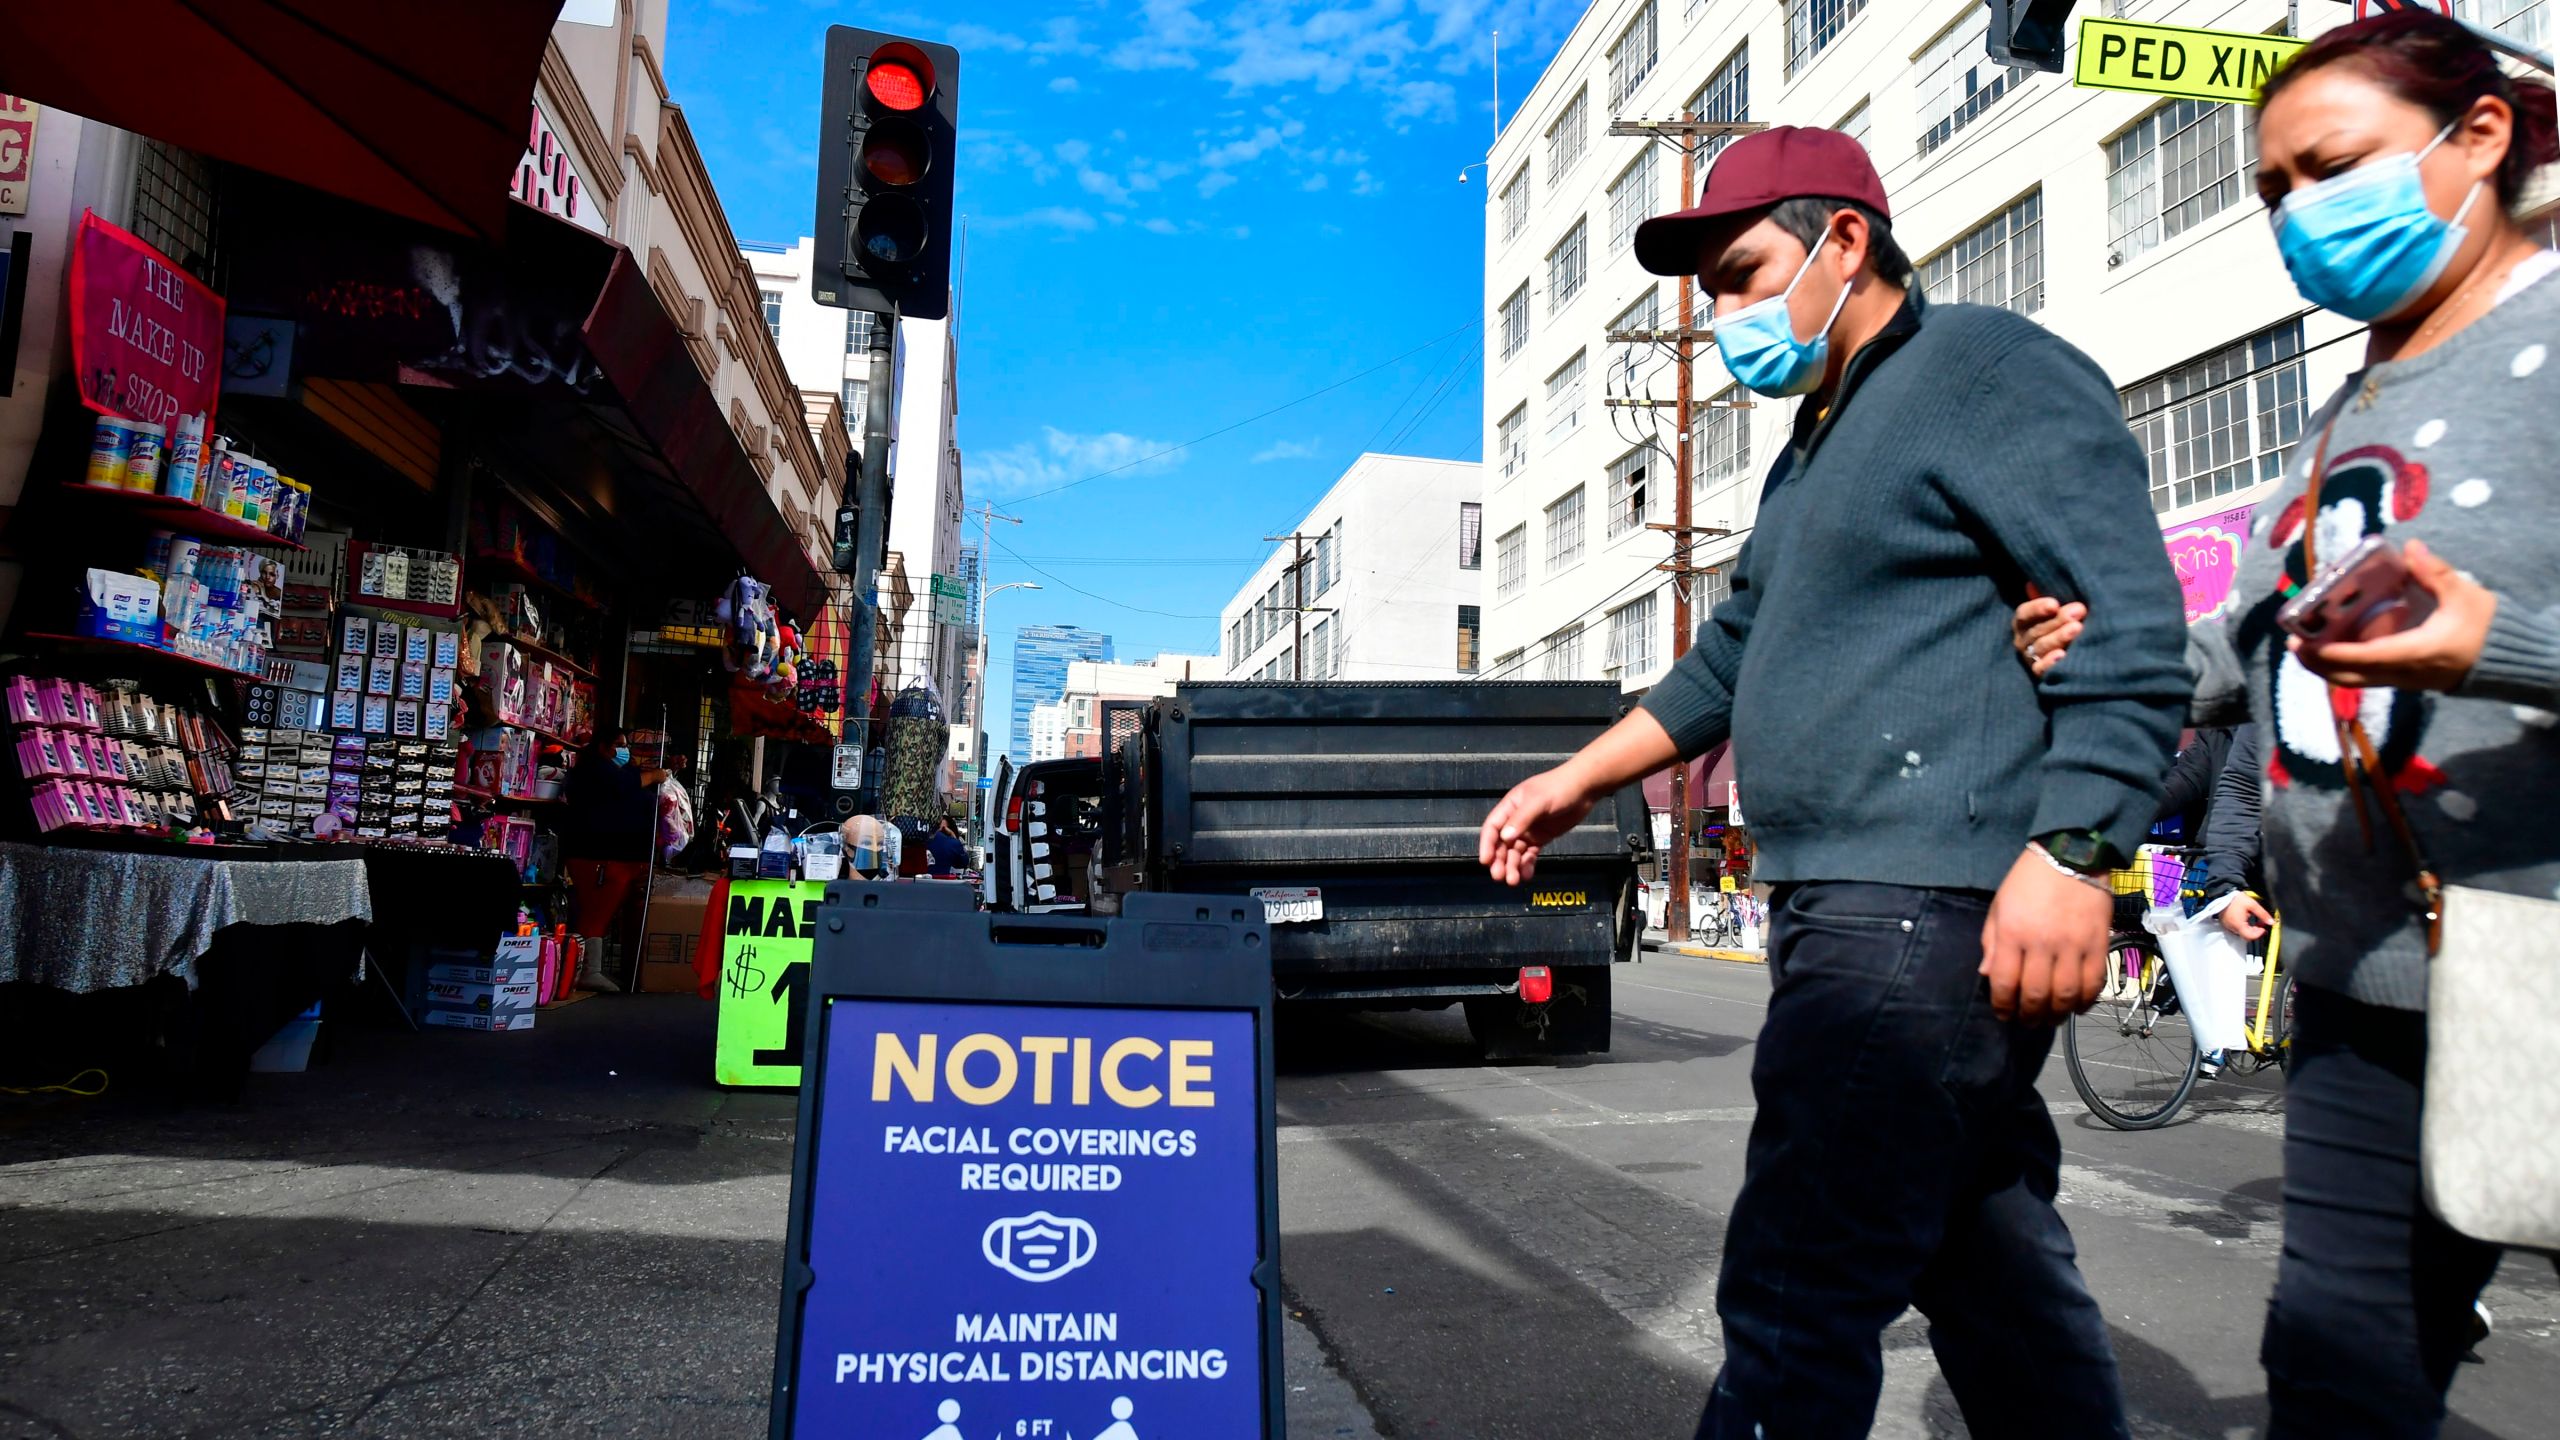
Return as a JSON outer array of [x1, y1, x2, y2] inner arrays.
[[1713, 232, 1855, 398], [2273, 122, 2483, 323], [613, 747, 632, 767]]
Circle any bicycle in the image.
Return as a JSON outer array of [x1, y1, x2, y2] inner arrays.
[[2064, 850, 2293, 1130]]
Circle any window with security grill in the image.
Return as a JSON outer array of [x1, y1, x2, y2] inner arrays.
[[1606, 590, 1658, 677], [1458, 503, 1484, 570], [1689, 384, 1753, 494], [1835, 99, 1870, 151], [1914, 10, 2029, 158], [1546, 88, 1588, 186], [846, 310, 877, 355], [842, 378, 869, 436], [1546, 350, 1588, 444], [1548, 219, 1588, 315], [1491, 647, 1527, 677], [1497, 525, 1527, 599], [1544, 623, 1586, 680], [1606, 446, 1655, 539], [1607, 3, 1659, 113], [2107, 98, 2255, 266], [129, 139, 223, 288], [1500, 166, 1531, 243], [1545, 486, 1586, 572], [1609, 289, 1659, 390], [1917, 189, 2044, 314], [1687, 43, 1751, 169], [1786, 0, 1866, 80], [1497, 405, 1529, 480], [1500, 283, 1531, 358], [762, 291, 784, 338], [2462, 0, 2549, 47], [1457, 605, 1483, 673], [1607, 147, 1656, 257], [2120, 319, 2307, 514]]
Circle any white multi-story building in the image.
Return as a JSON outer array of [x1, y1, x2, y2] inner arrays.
[[1028, 702, 1068, 763], [1220, 454, 1484, 682], [1480, 0, 2548, 690], [742, 238, 971, 745]]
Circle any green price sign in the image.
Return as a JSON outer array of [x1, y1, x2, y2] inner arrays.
[[712, 879, 830, 1087]]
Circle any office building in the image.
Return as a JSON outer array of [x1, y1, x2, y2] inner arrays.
[[1011, 624, 1113, 760], [1222, 454, 1484, 681]]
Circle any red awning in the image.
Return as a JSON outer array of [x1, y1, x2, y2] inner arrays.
[[579, 247, 828, 620], [1640, 741, 1736, 810], [0, 0, 562, 239]]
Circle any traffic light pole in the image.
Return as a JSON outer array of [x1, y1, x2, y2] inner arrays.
[[846, 305, 897, 735]]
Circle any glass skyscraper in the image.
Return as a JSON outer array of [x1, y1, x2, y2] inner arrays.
[[1010, 624, 1112, 760]]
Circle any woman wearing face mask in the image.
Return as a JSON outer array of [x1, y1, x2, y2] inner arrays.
[[2017, 14, 2560, 1434], [562, 728, 669, 991]]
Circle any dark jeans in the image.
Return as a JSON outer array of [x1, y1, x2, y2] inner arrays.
[[2262, 985, 2505, 1439], [1697, 882, 2129, 1440]]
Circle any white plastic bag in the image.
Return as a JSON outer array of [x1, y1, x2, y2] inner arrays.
[[2146, 903, 2252, 1055]]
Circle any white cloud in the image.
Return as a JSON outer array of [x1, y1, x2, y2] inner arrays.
[[1109, 0, 1213, 70], [978, 206, 1100, 233], [1386, 80, 1456, 125], [1252, 438, 1320, 463], [1301, 173, 1329, 192], [1197, 171, 1238, 198], [975, 427, 1185, 493], [1351, 169, 1383, 196], [1049, 75, 1080, 93], [1200, 125, 1286, 169], [1141, 217, 1182, 235]]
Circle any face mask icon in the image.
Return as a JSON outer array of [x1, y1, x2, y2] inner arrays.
[[982, 1211, 1099, 1283]]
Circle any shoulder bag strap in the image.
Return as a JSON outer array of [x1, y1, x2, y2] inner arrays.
[[2298, 402, 2448, 956]]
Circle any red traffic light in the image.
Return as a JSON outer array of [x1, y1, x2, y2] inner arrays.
[[865, 43, 936, 111], [862, 117, 932, 187]]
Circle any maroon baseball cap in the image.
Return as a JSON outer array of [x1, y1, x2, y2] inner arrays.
[[1634, 125, 1892, 278]]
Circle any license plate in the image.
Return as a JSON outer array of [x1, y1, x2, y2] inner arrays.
[[1250, 887, 1324, 924]]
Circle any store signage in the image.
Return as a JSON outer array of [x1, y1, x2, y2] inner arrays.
[[0, 96, 37, 216], [713, 878, 827, 1087], [771, 887, 1281, 1440], [2161, 503, 2258, 626], [2073, 18, 2303, 106], [513, 98, 608, 236], [831, 743, 862, 789], [68, 212, 224, 427]]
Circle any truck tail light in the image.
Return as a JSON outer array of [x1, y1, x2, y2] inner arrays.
[[1519, 966, 1553, 1004]]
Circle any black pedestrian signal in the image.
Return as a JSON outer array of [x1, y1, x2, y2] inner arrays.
[[1985, 0, 2077, 74], [813, 27, 959, 320]]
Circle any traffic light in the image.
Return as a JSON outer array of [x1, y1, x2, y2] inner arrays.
[[1985, 0, 2077, 74], [813, 27, 959, 320]]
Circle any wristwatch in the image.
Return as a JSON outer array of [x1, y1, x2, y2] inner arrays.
[[2032, 829, 2122, 879]]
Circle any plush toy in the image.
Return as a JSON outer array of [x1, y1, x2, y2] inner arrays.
[[460, 592, 504, 679]]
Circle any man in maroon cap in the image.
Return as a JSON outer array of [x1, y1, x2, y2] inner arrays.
[[1480, 128, 2189, 1437]]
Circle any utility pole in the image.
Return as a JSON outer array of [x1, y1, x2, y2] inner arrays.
[[972, 501, 1021, 771], [846, 305, 898, 741], [1609, 114, 1761, 945], [1262, 533, 1331, 679]]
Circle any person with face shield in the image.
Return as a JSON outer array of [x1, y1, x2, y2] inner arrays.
[[1478, 127, 2191, 1439], [2016, 13, 2560, 1436]]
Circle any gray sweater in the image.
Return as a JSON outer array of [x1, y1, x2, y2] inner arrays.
[[2189, 267, 2560, 1010], [1641, 292, 2191, 892]]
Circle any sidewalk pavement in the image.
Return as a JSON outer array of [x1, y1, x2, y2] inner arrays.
[[1644, 935, 1767, 964], [0, 993, 1377, 1439]]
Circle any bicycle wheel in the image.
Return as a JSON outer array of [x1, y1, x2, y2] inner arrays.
[[2272, 972, 2297, 1075], [2066, 935, 2201, 1130]]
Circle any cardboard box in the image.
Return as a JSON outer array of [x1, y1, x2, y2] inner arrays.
[[425, 961, 542, 988], [425, 979, 538, 1011], [636, 894, 709, 993], [422, 1009, 536, 1033]]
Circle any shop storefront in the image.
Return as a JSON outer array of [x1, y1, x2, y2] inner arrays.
[[0, 118, 839, 1092]]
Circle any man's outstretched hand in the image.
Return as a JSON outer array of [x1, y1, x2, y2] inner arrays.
[[1480, 768, 1602, 887]]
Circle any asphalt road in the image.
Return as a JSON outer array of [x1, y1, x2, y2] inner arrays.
[[1274, 949, 2560, 1440]]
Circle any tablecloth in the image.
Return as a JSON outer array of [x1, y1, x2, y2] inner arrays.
[[0, 841, 374, 993]]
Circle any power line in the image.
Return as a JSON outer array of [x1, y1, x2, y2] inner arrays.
[[1007, 316, 1482, 507], [987, 534, 1227, 622]]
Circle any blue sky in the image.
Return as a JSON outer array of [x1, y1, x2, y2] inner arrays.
[[667, 0, 1580, 757]]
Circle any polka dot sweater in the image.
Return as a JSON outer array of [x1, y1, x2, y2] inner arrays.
[[2189, 262, 2560, 1011]]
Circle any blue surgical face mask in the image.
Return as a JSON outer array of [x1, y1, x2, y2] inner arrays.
[[613, 746, 631, 767], [1714, 233, 1856, 398], [2274, 122, 2482, 323]]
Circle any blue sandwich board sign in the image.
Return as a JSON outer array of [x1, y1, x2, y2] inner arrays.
[[770, 885, 1281, 1440]]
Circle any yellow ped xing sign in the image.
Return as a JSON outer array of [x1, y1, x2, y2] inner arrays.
[[2073, 17, 2305, 107]]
